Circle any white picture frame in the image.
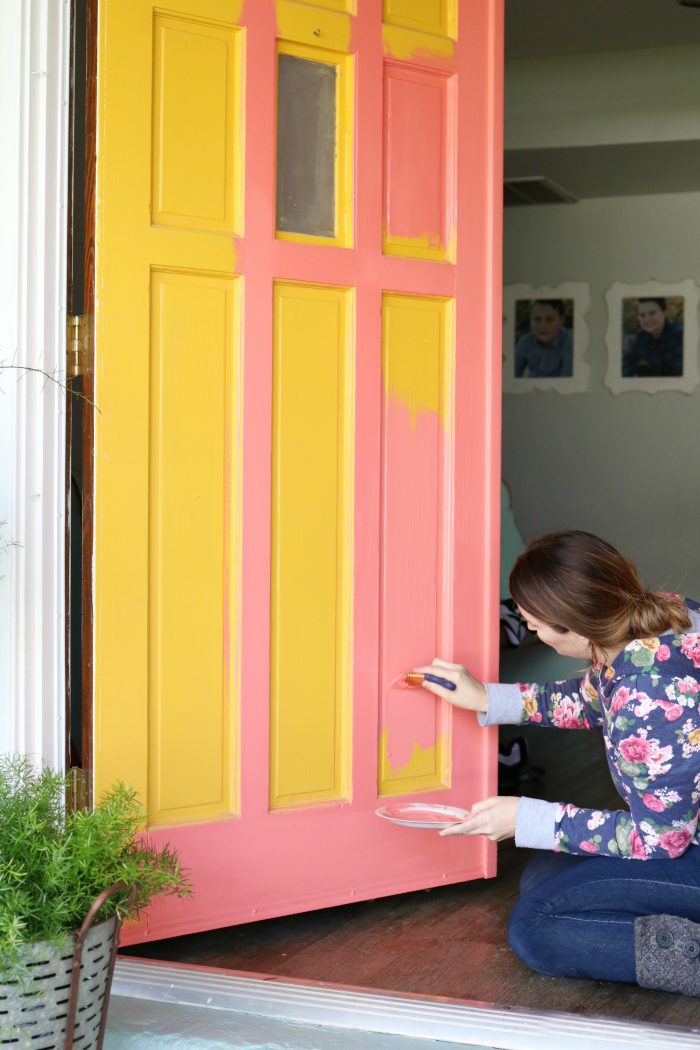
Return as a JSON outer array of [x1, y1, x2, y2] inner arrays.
[[604, 280, 699, 396], [503, 282, 591, 395]]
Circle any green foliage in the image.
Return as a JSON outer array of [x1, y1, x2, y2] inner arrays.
[[0, 756, 190, 971]]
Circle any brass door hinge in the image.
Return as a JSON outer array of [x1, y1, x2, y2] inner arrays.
[[67, 314, 94, 378]]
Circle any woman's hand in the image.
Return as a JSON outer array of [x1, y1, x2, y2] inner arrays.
[[412, 658, 488, 713], [439, 796, 519, 841]]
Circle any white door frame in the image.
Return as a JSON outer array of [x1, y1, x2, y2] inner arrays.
[[0, 0, 70, 768]]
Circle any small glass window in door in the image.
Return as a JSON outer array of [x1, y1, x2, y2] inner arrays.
[[275, 45, 353, 246]]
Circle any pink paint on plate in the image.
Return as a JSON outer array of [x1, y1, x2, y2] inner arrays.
[[375, 802, 470, 829]]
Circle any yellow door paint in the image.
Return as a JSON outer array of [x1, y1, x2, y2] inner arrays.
[[381, 293, 453, 428], [383, 0, 457, 40], [147, 271, 241, 823], [95, 0, 244, 823], [270, 282, 355, 809], [152, 11, 245, 235]]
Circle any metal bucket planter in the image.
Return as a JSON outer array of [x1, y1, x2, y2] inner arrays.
[[0, 884, 130, 1049]]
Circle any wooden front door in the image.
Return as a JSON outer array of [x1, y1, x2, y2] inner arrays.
[[95, 0, 503, 943]]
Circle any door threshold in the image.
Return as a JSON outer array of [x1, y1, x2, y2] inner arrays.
[[112, 956, 700, 1050]]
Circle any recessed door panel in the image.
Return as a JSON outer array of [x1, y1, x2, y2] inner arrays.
[[379, 294, 453, 796], [383, 0, 456, 39], [148, 269, 241, 825], [270, 282, 354, 809], [383, 65, 455, 261], [152, 13, 244, 233]]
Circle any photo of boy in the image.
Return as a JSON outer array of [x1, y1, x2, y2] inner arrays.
[[514, 299, 573, 378], [621, 297, 684, 378]]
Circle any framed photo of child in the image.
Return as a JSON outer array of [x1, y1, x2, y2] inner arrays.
[[604, 280, 700, 396], [503, 282, 591, 395]]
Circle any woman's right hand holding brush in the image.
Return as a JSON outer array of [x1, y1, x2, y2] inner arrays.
[[411, 658, 489, 713]]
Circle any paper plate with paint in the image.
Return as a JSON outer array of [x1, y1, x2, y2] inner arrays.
[[375, 802, 470, 830]]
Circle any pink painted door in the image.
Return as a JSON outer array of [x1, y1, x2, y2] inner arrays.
[[95, 0, 503, 944]]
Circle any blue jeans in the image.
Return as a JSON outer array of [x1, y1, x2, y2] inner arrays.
[[508, 847, 700, 983]]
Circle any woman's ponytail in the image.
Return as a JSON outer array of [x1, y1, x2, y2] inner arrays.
[[627, 591, 690, 640]]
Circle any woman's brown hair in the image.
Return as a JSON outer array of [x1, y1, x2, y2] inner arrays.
[[509, 530, 690, 661]]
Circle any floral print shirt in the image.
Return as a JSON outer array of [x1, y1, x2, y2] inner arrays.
[[484, 600, 700, 861]]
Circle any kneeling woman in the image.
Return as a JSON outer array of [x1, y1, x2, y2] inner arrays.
[[417, 530, 700, 997]]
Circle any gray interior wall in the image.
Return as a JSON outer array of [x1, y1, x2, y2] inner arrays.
[[502, 190, 700, 597]]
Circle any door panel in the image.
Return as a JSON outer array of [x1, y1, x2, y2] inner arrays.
[[383, 66, 454, 260], [270, 281, 354, 809], [148, 270, 241, 826], [379, 293, 453, 797], [383, 0, 456, 39], [152, 13, 244, 234], [95, 0, 503, 942]]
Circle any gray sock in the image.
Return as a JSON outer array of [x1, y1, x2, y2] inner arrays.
[[635, 914, 700, 996]]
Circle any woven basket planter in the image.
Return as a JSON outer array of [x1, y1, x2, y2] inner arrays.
[[0, 884, 129, 1049]]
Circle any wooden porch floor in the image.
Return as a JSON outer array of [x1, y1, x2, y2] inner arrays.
[[123, 727, 700, 1030]]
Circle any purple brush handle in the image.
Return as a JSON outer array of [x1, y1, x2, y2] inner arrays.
[[423, 672, 457, 691]]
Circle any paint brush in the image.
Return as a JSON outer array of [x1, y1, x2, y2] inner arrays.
[[403, 672, 457, 692]]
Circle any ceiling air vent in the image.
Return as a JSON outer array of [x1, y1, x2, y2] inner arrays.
[[504, 176, 579, 207]]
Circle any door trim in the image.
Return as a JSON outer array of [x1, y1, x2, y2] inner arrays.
[[113, 958, 700, 1049], [0, 0, 70, 766]]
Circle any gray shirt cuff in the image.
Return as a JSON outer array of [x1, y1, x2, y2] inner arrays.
[[477, 683, 524, 726], [515, 797, 557, 851]]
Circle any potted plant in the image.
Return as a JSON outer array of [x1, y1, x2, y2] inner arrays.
[[0, 755, 191, 1048]]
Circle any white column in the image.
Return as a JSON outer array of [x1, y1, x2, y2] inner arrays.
[[0, 0, 70, 768]]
